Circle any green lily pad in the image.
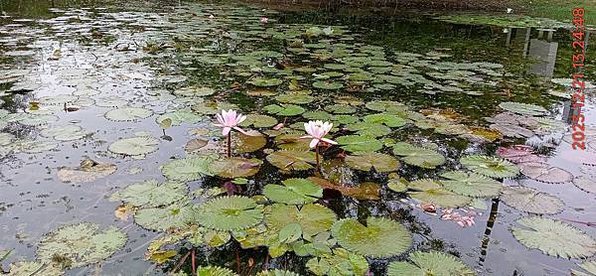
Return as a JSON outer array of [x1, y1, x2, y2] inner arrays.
[[365, 100, 407, 113], [263, 178, 323, 204], [108, 136, 159, 156], [392, 142, 445, 169], [196, 196, 264, 231], [275, 93, 315, 104], [306, 248, 368, 276], [572, 260, 596, 276], [135, 203, 197, 231], [264, 104, 305, 116], [460, 155, 519, 179], [161, 155, 215, 181], [266, 203, 337, 238], [331, 217, 412, 258], [499, 102, 548, 116], [387, 251, 475, 276], [345, 152, 400, 173], [257, 269, 301, 276], [110, 179, 187, 208], [155, 110, 202, 126], [104, 107, 153, 122], [40, 125, 89, 141], [37, 223, 127, 268], [233, 133, 267, 153], [501, 186, 564, 214], [266, 150, 317, 172], [336, 135, 382, 153], [174, 86, 215, 97], [512, 217, 596, 258], [240, 114, 278, 128], [209, 157, 262, 178], [408, 179, 472, 208], [195, 266, 237, 276], [363, 113, 408, 128], [7, 261, 63, 276], [248, 77, 283, 87], [324, 104, 356, 114], [346, 122, 391, 137], [439, 171, 503, 197], [312, 81, 344, 90]]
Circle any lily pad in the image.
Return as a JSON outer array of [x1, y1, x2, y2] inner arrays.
[[501, 186, 564, 214], [174, 86, 215, 97], [460, 155, 519, 179], [135, 203, 197, 231], [511, 217, 596, 258], [392, 142, 445, 169], [240, 114, 278, 128], [518, 162, 573, 184], [266, 203, 337, 237], [574, 177, 596, 194], [196, 196, 264, 231], [363, 113, 408, 128], [440, 171, 502, 197], [37, 223, 127, 268], [110, 179, 186, 207], [209, 157, 262, 178], [40, 125, 89, 141], [57, 159, 117, 184], [331, 217, 412, 258], [408, 179, 472, 208], [365, 100, 407, 113], [336, 135, 382, 153], [161, 155, 215, 181], [264, 104, 305, 116], [499, 102, 548, 116], [312, 81, 344, 90], [266, 150, 317, 172], [196, 266, 237, 276], [233, 133, 267, 153], [108, 136, 159, 156], [156, 110, 202, 126], [104, 107, 153, 122], [345, 152, 400, 173], [7, 261, 63, 276], [387, 251, 475, 276], [248, 77, 283, 87], [306, 248, 368, 276], [263, 178, 323, 204]]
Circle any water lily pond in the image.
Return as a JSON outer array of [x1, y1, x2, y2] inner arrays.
[[0, 0, 595, 275]]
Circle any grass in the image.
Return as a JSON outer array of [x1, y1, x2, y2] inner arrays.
[[512, 0, 596, 26]]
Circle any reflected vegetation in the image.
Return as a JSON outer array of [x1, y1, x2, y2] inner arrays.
[[0, 0, 595, 275]]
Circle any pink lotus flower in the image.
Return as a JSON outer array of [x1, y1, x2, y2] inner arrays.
[[214, 109, 247, 136], [301, 120, 337, 148], [260, 17, 268, 23]]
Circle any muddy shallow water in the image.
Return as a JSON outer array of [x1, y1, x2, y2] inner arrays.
[[0, 0, 595, 275]]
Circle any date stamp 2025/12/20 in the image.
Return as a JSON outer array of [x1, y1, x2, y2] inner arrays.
[[570, 7, 588, 150]]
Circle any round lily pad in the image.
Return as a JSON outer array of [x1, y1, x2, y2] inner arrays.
[[387, 251, 475, 276], [501, 186, 564, 214], [240, 114, 278, 128], [196, 196, 264, 231], [266, 203, 337, 237], [135, 203, 197, 231], [408, 179, 472, 208], [40, 125, 89, 141], [174, 86, 215, 97], [512, 217, 596, 258], [331, 217, 412, 258], [266, 150, 317, 172], [336, 135, 383, 153], [155, 110, 202, 126], [574, 177, 596, 194], [110, 179, 187, 208], [264, 104, 305, 116], [37, 223, 127, 268], [209, 157, 262, 178], [161, 155, 215, 181], [312, 81, 344, 90], [460, 155, 519, 179], [518, 162, 573, 184], [248, 77, 283, 87], [345, 152, 400, 173], [263, 178, 323, 204], [108, 136, 159, 156], [363, 113, 408, 128], [440, 171, 502, 198], [499, 102, 548, 116], [392, 142, 445, 169]]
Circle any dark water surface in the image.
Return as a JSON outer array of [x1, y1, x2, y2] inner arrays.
[[0, 0, 595, 275]]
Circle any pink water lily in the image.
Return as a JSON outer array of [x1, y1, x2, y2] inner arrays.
[[214, 109, 247, 136], [301, 120, 337, 148], [260, 17, 269, 23]]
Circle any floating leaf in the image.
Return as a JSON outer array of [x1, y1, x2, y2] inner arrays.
[[263, 178, 323, 204], [257, 269, 301, 276], [7, 261, 63, 276], [363, 113, 408, 128], [346, 122, 391, 137], [233, 133, 267, 153], [240, 114, 278, 128], [331, 217, 412, 258], [57, 159, 117, 184], [408, 179, 471, 208], [501, 186, 564, 214], [518, 162, 573, 184], [496, 145, 547, 163], [161, 155, 215, 181], [185, 138, 208, 153], [266, 204, 337, 238], [309, 177, 380, 200], [196, 196, 264, 231], [336, 135, 382, 153], [156, 110, 202, 126], [104, 107, 153, 122], [511, 217, 596, 258], [572, 260, 596, 276], [264, 104, 305, 116], [266, 150, 316, 172], [134, 203, 197, 231], [312, 81, 343, 90], [174, 86, 215, 97], [345, 152, 400, 173], [196, 266, 237, 276], [387, 177, 409, 193], [40, 125, 89, 141], [37, 223, 127, 268], [574, 177, 596, 194], [210, 157, 262, 178], [108, 136, 159, 156], [392, 142, 445, 169], [499, 102, 548, 116], [460, 155, 519, 179], [387, 251, 475, 276], [306, 248, 368, 276], [439, 171, 502, 197], [110, 179, 186, 207], [248, 77, 283, 87], [365, 100, 407, 113], [275, 93, 314, 104]]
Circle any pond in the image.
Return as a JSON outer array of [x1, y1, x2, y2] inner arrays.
[[0, 0, 595, 275]]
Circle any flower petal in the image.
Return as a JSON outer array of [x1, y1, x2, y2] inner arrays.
[[321, 138, 338, 145], [309, 138, 320, 148]]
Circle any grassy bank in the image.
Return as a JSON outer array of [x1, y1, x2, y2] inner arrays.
[[514, 0, 595, 26]]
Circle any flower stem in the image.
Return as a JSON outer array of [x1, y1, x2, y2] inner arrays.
[[315, 145, 320, 174], [191, 248, 196, 275], [227, 133, 232, 158]]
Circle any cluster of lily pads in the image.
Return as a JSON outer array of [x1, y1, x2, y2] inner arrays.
[[1, 1, 596, 276]]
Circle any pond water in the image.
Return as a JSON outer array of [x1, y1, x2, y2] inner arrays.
[[0, 0, 595, 275]]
